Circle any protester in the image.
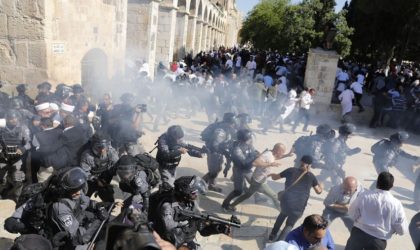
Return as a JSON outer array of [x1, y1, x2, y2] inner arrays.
[[322, 176, 363, 232], [268, 155, 323, 241], [285, 214, 335, 250], [345, 172, 408, 250]]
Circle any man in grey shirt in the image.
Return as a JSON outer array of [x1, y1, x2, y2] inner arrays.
[[322, 176, 363, 232]]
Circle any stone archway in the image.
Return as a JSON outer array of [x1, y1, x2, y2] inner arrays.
[[81, 48, 108, 99]]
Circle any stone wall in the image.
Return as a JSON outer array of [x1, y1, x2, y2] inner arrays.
[[0, 0, 48, 85], [304, 48, 340, 110], [1, 0, 241, 85], [43, 0, 127, 90]]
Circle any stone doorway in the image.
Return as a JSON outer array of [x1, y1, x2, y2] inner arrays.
[[81, 48, 108, 100]]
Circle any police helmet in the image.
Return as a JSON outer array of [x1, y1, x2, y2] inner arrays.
[[91, 131, 111, 153], [167, 125, 184, 140], [390, 132, 409, 144], [339, 123, 356, 135], [174, 175, 205, 200], [12, 234, 53, 250], [6, 109, 20, 121], [222, 112, 238, 125], [316, 124, 332, 136], [238, 113, 252, 124], [72, 84, 84, 94], [16, 84, 26, 93], [116, 155, 138, 181], [237, 129, 253, 142], [37, 81, 52, 91], [60, 167, 87, 193]]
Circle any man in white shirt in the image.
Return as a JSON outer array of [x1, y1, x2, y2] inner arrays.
[[292, 88, 315, 132], [345, 172, 408, 250], [235, 55, 242, 75], [338, 87, 354, 122], [350, 80, 365, 112], [246, 57, 257, 78], [230, 143, 292, 210]]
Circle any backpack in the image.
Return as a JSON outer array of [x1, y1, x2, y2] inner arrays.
[[293, 135, 312, 156], [148, 189, 174, 236], [15, 174, 63, 237], [135, 153, 160, 187], [200, 122, 221, 143]]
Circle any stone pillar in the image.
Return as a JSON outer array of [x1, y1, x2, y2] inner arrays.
[[208, 27, 213, 50], [195, 20, 203, 53], [304, 48, 340, 109], [156, 5, 177, 68], [174, 11, 189, 60], [186, 15, 197, 55], [210, 27, 215, 50], [126, 0, 160, 79], [201, 23, 208, 52], [206, 24, 211, 50]]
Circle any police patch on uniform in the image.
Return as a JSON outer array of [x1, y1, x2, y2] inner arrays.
[[60, 215, 73, 227]]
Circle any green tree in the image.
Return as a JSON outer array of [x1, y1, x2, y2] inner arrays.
[[239, 0, 353, 57], [347, 0, 420, 63]]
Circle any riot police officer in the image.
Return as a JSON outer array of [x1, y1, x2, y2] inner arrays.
[[0, 109, 31, 201], [155, 175, 231, 249], [80, 131, 119, 202], [291, 123, 333, 169], [15, 84, 34, 111], [371, 131, 418, 174], [115, 155, 151, 214], [156, 125, 203, 189], [237, 113, 252, 130], [201, 113, 238, 192], [222, 129, 259, 212], [320, 123, 361, 185], [47, 167, 112, 249], [108, 93, 144, 155]]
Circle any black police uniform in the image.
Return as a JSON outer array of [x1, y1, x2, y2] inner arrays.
[[222, 129, 258, 211], [156, 125, 202, 189], [371, 132, 418, 174], [201, 113, 238, 192], [80, 133, 119, 202], [156, 176, 230, 249]]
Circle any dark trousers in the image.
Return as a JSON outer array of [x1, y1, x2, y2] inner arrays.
[[322, 207, 353, 232], [409, 212, 420, 249], [354, 92, 364, 111], [292, 108, 310, 131], [202, 152, 224, 186], [414, 173, 420, 209], [270, 211, 302, 241], [345, 227, 387, 250]]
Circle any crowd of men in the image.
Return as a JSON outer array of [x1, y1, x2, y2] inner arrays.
[[0, 47, 419, 250], [334, 60, 420, 131]]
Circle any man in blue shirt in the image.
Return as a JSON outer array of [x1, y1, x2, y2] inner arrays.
[[285, 214, 335, 250]]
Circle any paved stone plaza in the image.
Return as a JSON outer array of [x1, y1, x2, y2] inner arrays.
[[0, 109, 418, 250]]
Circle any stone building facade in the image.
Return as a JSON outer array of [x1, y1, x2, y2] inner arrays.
[[126, 0, 241, 77], [0, 0, 240, 89]]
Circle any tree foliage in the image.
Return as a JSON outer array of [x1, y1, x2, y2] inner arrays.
[[347, 0, 420, 62], [239, 0, 354, 57]]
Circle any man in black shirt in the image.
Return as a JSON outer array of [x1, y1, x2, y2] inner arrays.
[[268, 155, 323, 242]]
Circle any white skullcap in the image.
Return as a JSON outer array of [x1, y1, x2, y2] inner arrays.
[[61, 102, 75, 113], [35, 102, 50, 111], [49, 103, 59, 111]]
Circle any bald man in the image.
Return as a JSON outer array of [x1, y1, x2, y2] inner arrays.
[[322, 176, 364, 232], [230, 143, 293, 210]]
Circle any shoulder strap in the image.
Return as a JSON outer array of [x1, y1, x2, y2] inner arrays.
[[284, 170, 307, 192]]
